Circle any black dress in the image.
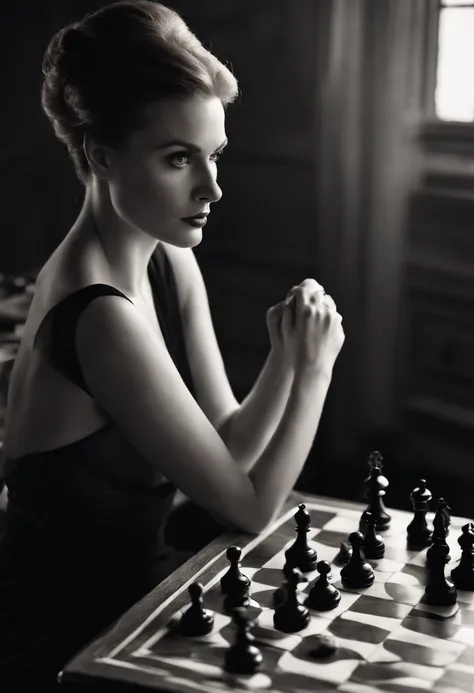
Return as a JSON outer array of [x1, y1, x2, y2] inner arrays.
[[0, 244, 199, 691]]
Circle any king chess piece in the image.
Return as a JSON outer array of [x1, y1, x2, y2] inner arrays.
[[426, 498, 451, 568], [284, 504, 317, 573], [451, 523, 474, 591], [406, 479, 433, 548], [364, 451, 391, 531]]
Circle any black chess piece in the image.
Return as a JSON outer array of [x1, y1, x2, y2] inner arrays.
[[333, 541, 352, 566], [223, 576, 251, 614], [362, 510, 385, 559], [305, 560, 341, 611], [406, 479, 433, 548], [224, 607, 263, 675], [340, 531, 375, 588], [178, 582, 215, 637], [273, 567, 311, 633], [273, 560, 308, 608], [220, 546, 251, 595], [364, 452, 391, 531], [426, 498, 451, 567], [451, 523, 474, 591], [423, 543, 458, 607], [284, 504, 317, 572]]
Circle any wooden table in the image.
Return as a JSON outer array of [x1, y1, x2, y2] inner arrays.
[[59, 491, 474, 693]]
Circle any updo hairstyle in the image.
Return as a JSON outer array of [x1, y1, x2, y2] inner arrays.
[[41, 0, 239, 184]]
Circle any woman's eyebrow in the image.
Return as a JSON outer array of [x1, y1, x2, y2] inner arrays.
[[156, 138, 228, 152]]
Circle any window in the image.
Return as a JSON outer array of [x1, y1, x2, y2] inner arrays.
[[435, 0, 474, 121]]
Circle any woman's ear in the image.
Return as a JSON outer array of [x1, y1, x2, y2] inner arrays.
[[83, 132, 112, 179]]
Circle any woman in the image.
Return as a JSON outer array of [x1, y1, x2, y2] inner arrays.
[[0, 1, 344, 689]]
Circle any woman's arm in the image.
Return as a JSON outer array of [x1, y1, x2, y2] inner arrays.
[[216, 348, 293, 472]]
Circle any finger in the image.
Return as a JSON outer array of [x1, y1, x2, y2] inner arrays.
[[323, 294, 337, 312]]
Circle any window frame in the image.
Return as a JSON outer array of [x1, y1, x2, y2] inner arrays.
[[420, 0, 474, 152]]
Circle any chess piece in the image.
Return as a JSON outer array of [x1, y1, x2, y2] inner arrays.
[[273, 560, 308, 608], [451, 523, 474, 591], [220, 546, 251, 595], [223, 576, 251, 614], [340, 531, 375, 588], [423, 543, 458, 607], [273, 567, 311, 633], [406, 479, 433, 548], [284, 504, 317, 572], [224, 607, 262, 675], [333, 541, 352, 566], [362, 510, 385, 559], [305, 560, 341, 611], [178, 582, 215, 637], [426, 498, 451, 567], [364, 453, 391, 531]]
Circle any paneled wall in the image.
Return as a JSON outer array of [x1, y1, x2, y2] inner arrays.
[[398, 128, 474, 489]]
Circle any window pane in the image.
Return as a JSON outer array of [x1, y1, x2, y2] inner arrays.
[[435, 8, 474, 121], [441, 1, 474, 6]]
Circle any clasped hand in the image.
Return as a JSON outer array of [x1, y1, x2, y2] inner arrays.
[[266, 278, 345, 377]]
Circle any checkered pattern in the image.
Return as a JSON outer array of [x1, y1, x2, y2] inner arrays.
[[100, 502, 474, 693]]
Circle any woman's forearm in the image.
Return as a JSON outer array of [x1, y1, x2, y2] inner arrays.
[[217, 348, 294, 472]]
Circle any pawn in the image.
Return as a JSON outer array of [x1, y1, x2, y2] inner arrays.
[[178, 582, 215, 637], [406, 479, 433, 548], [220, 546, 251, 596], [224, 607, 262, 675], [451, 523, 474, 591], [273, 567, 311, 633], [273, 560, 308, 608], [362, 511, 385, 559], [305, 560, 341, 611], [423, 543, 458, 607], [340, 532, 375, 588], [223, 576, 251, 614]]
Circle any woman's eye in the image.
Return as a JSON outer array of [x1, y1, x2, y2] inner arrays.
[[168, 150, 225, 168], [168, 153, 189, 168], [210, 150, 224, 162]]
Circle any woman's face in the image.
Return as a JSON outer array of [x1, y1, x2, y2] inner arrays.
[[106, 95, 227, 247]]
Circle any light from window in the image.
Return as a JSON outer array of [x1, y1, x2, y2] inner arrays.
[[436, 2, 474, 121]]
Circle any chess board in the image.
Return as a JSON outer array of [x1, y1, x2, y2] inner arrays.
[[62, 497, 474, 693]]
